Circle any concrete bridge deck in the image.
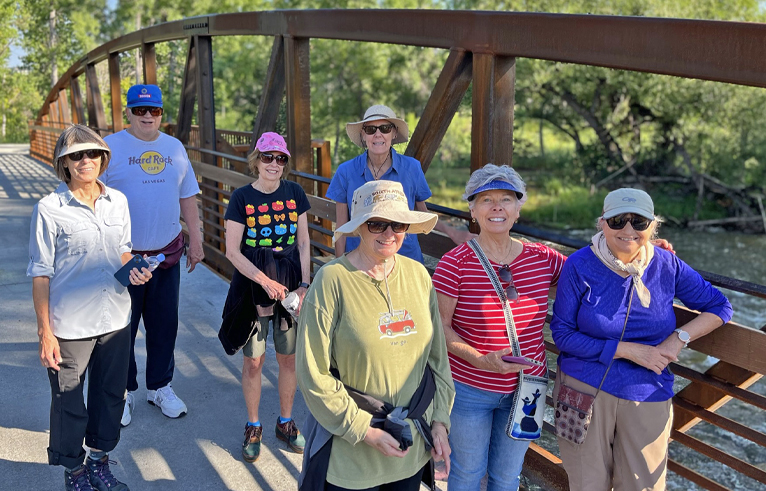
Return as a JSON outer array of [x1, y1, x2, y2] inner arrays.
[[0, 145, 309, 490]]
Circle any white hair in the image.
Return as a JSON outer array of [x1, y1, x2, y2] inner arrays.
[[464, 164, 527, 208]]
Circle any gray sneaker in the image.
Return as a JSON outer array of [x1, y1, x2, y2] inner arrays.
[[147, 385, 187, 418], [120, 391, 135, 427]]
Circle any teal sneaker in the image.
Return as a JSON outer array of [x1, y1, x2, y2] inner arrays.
[[242, 424, 263, 463], [275, 418, 305, 454]]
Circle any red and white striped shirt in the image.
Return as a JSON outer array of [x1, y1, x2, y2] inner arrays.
[[432, 242, 565, 393]]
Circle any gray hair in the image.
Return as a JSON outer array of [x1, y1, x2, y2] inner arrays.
[[464, 164, 527, 207]]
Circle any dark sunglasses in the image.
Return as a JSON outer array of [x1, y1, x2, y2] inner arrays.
[[366, 220, 410, 234], [604, 214, 653, 231], [130, 106, 164, 117], [498, 264, 519, 302], [67, 149, 103, 161], [259, 153, 289, 166], [362, 124, 395, 135]]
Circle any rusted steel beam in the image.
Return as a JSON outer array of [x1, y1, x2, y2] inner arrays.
[[176, 38, 198, 145], [58, 89, 71, 123], [313, 139, 332, 251], [250, 35, 286, 152], [142, 42, 157, 85], [70, 78, 85, 125], [49, 98, 59, 124], [521, 442, 569, 491], [406, 49, 472, 172], [667, 460, 729, 491], [108, 53, 123, 132], [472, 54, 515, 168], [671, 430, 766, 484], [85, 63, 107, 134], [284, 36, 312, 197]]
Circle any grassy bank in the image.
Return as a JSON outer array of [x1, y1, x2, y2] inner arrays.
[[425, 167, 728, 230]]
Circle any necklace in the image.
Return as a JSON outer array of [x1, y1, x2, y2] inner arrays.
[[253, 179, 279, 194], [481, 237, 515, 265], [368, 153, 390, 180]]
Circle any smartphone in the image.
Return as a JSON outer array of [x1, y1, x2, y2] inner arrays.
[[114, 255, 149, 287], [501, 355, 536, 366]]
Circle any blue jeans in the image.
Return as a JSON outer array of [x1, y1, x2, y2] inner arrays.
[[448, 381, 530, 491]]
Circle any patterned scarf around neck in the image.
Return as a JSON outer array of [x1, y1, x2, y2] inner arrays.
[[591, 231, 654, 308]]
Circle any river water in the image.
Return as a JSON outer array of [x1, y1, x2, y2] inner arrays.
[[550, 228, 766, 491]]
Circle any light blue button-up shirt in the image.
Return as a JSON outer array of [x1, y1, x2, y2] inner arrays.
[[27, 181, 133, 339]]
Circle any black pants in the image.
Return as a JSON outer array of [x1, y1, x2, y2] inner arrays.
[[127, 261, 181, 392], [324, 465, 426, 491], [47, 326, 130, 469]]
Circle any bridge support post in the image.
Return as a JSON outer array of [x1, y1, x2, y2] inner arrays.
[[284, 36, 312, 197], [85, 63, 107, 135], [250, 35, 286, 152], [70, 78, 86, 126], [143, 42, 157, 85], [109, 53, 123, 133], [471, 54, 516, 172]]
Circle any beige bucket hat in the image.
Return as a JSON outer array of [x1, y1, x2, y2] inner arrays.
[[333, 180, 437, 244], [345, 104, 409, 148]]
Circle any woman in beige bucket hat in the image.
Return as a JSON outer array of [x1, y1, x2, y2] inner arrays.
[[296, 180, 455, 491], [326, 104, 474, 262]]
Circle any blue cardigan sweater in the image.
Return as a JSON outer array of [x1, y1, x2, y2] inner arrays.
[[550, 246, 733, 402]]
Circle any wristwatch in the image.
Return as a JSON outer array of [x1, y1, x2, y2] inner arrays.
[[674, 328, 691, 348], [299, 282, 310, 289]]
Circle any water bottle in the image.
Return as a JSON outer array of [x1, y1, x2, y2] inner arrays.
[[281, 291, 300, 320], [146, 253, 166, 272]]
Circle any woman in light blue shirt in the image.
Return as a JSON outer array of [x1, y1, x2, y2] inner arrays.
[[326, 104, 473, 262], [28, 125, 151, 491]]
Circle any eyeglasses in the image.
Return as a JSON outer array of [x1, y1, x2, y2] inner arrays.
[[362, 124, 395, 135], [259, 153, 289, 166], [67, 149, 103, 161], [130, 107, 164, 117], [366, 220, 410, 234], [498, 265, 519, 302], [604, 214, 653, 231]]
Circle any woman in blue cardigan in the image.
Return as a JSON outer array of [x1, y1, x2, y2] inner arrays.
[[550, 188, 732, 491]]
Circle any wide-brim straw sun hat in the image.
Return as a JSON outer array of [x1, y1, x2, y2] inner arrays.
[[333, 180, 437, 244], [345, 104, 409, 148]]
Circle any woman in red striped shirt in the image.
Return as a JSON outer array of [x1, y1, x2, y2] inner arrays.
[[432, 164, 566, 491]]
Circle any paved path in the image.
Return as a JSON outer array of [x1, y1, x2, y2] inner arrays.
[[0, 145, 307, 490]]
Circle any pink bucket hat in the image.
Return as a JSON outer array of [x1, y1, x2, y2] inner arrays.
[[255, 132, 291, 157]]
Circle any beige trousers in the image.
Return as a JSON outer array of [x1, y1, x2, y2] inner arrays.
[[553, 369, 673, 491]]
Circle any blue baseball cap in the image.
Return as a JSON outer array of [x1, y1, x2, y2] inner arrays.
[[467, 179, 524, 201], [127, 84, 163, 108]]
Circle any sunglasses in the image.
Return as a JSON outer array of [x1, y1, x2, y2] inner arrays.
[[67, 149, 103, 161], [498, 265, 519, 302], [259, 153, 289, 166], [604, 214, 653, 231], [130, 106, 164, 117], [366, 220, 410, 234], [362, 124, 395, 135]]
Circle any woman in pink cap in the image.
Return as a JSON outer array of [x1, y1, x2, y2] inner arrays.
[[219, 132, 311, 463]]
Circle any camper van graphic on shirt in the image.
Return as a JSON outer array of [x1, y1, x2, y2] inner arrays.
[[378, 310, 416, 338]]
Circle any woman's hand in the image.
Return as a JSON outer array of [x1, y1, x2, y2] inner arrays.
[[478, 348, 526, 374], [295, 286, 308, 316], [39, 331, 62, 371], [616, 342, 672, 375], [656, 334, 684, 363], [363, 427, 409, 457], [650, 238, 675, 254], [431, 422, 451, 479], [129, 266, 152, 285], [258, 277, 288, 301]]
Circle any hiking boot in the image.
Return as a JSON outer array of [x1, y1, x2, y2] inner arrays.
[[275, 418, 305, 454], [121, 391, 135, 427], [147, 385, 187, 418], [86, 456, 129, 490], [242, 424, 263, 463], [65, 465, 94, 491]]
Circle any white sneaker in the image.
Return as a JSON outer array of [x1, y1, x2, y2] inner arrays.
[[147, 385, 188, 418], [121, 391, 135, 427]]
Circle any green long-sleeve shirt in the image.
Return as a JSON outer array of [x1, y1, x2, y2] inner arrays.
[[296, 254, 455, 489]]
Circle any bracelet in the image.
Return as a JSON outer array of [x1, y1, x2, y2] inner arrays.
[[299, 282, 310, 289]]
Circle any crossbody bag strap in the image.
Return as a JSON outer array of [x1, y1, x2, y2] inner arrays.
[[466, 239, 544, 368], [590, 284, 635, 399]]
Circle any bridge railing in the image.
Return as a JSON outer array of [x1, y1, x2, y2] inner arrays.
[[28, 9, 766, 490]]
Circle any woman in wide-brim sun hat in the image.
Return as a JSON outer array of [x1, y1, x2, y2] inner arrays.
[[297, 180, 455, 491], [325, 104, 474, 263]]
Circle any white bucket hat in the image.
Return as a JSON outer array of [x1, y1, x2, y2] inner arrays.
[[333, 180, 437, 244], [345, 104, 409, 148]]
